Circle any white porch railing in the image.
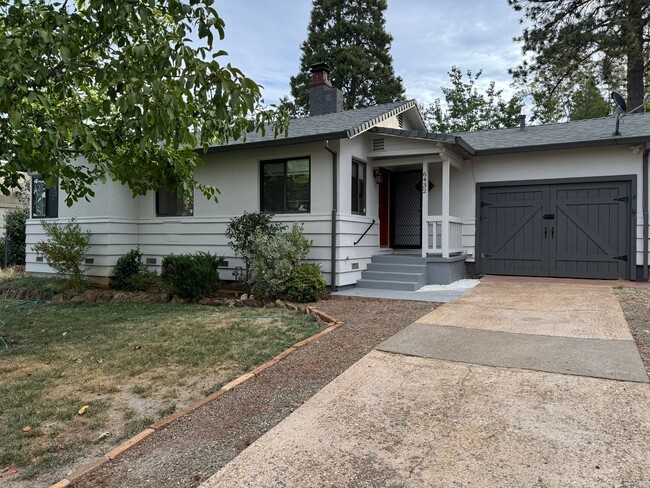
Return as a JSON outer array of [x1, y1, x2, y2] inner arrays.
[[425, 216, 465, 258]]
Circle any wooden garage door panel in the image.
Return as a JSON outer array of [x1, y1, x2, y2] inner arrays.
[[480, 186, 548, 276], [480, 181, 630, 280], [550, 182, 629, 279]]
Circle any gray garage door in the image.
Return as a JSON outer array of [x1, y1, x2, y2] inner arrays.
[[479, 181, 631, 279]]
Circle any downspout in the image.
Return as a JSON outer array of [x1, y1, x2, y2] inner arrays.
[[643, 142, 649, 281], [324, 141, 338, 290]]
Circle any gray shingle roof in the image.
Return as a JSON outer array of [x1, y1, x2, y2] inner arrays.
[[211, 100, 417, 152], [457, 113, 650, 154]]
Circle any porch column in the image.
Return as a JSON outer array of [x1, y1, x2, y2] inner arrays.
[[442, 157, 450, 258], [421, 161, 429, 257]]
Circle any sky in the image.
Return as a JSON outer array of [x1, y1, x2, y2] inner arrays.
[[213, 1, 526, 107]]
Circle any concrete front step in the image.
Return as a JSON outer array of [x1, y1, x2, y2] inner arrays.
[[370, 255, 427, 265], [355, 279, 420, 291], [361, 270, 425, 284], [356, 254, 428, 291], [366, 263, 427, 274]]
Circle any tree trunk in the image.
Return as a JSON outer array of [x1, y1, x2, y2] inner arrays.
[[625, 0, 646, 112]]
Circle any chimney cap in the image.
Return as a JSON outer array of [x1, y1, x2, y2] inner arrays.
[[310, 62, 331, 74]]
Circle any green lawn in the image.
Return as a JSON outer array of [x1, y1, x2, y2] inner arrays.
[[0, 300, 320, 480]]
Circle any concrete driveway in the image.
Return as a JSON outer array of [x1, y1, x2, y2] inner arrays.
[[201, 279, 650, 487]]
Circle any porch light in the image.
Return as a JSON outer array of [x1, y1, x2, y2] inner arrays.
[[373, 169, 385, 185]]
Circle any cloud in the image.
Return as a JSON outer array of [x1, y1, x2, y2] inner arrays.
[[208, 1, 526, 106]]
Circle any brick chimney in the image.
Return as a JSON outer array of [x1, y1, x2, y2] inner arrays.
[[309, 62, 344, 116]]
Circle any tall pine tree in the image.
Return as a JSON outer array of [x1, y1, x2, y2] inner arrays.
[[509, 0, 649, 112], [289, 0, 405, 113]]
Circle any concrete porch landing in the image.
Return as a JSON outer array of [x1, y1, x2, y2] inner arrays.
[[331, 286, 466, 303]]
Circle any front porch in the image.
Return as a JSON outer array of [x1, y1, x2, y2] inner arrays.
[[353, 130, 472, 289], [370, 142, 467, 259]]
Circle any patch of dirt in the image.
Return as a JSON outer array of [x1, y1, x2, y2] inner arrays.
[[62, 297, 438, 488], [616, 287, 650, 374]]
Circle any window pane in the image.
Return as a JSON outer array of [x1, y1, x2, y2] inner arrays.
[[351, 161, 365, 215], [262, 162, 285, 212], [157, 188, 177, 216], [286, 159, 310, 212], [46, 182, 58, 218], [32, 178, 46, 218], [176, 191, 193, 216], [351, 162, 359, 213], [358, 162, 365, 215], [156, 186, 193, 217]]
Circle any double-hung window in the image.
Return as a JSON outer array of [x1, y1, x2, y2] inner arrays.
[[351, 159, 366, 215], [31, 176, 58, 218], [261, 157, 310, 213], [156, 187, 193, 216]]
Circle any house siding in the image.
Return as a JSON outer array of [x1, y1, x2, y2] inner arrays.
[[23, 133, 650, 285], [25, 139, 381, 287]]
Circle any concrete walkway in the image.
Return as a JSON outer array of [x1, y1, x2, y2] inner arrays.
[[201, 279, 650, 487]]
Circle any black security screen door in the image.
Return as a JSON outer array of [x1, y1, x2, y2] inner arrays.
[[391, 170, 422, 248], [479, 180, 631, 279]]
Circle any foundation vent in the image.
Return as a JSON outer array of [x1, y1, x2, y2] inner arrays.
[[372, 138, 385, 152], [84, 257, 94, 265], [146, 257, 157, 265], [351, 262, 359, 270], [36, 256, 44, 262]]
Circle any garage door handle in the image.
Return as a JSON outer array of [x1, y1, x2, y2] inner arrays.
[[551, 226, 554, 238], [544, 227, 548, 239]]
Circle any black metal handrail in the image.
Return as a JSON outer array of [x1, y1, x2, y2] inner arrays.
[[354, 219, 376, 245]]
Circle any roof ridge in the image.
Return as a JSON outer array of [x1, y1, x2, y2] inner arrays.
[[457, 111, 650, 137]]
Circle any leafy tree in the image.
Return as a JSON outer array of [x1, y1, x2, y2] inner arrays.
[[422, 67, 523, 133], [289, 0, 405, 112], [0, 0, 288, 205], [509, 0, 649, 113], [529, 74, 611, 123]]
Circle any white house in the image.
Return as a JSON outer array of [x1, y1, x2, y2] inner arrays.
[[25, 64, 650, 290]]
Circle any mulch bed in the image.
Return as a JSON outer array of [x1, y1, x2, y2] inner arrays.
[[66, 296, 438, 488]]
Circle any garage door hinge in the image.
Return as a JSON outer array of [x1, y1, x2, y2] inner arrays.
[[480, 202, 492, 207], [480, 252, 492, 258], [613, 255, 628, 261], [613, 196, 628, 202]]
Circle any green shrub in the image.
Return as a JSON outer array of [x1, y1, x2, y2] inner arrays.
[[161, 252, 225, 300], [32, 218, 92, 291], [112, 248, 156, 291], [226, 212, 284, 288], [250, 224, 312, 300], [287, 263, 327, 303], [0, 207, 28, 266]]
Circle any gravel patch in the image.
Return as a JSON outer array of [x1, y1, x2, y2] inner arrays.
[[72, 297, 438, 488], [417, 279, 480, 292], [616, 287, 650, 374]]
